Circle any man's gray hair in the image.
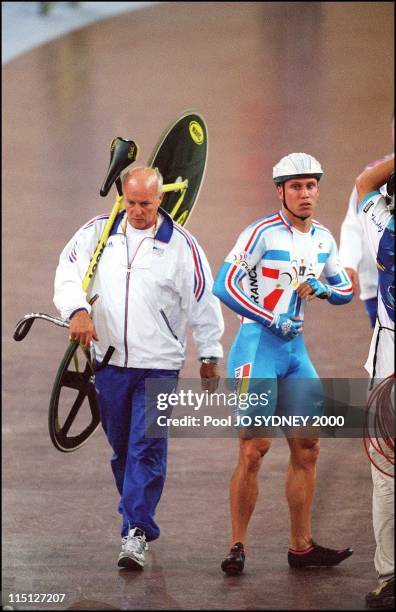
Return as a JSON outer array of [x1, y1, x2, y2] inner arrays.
[[121, 166, 163, 195]]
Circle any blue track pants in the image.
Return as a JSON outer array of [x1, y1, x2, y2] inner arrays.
[[95, 365, 178, 541]]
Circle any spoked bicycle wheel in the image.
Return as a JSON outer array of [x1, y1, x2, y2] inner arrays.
[[48, 341, 101, 452]]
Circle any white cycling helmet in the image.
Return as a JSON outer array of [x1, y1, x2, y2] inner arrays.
[[273, 153, 323, 185]]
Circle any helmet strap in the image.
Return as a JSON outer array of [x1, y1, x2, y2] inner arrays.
[[282, 184, 310, 222]]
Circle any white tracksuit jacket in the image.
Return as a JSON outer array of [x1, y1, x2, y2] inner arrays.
[[54, 209, 224, 370]]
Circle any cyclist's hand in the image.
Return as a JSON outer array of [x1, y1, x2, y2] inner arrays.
[[298, 277, 330, 301], [269, 314, 303, 341]]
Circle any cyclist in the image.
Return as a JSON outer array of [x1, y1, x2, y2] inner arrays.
[[213, 153, 354, 575]]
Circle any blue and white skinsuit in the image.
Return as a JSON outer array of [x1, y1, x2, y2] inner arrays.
[[213, 209, 353, 420], [54, 208, 224, 540]]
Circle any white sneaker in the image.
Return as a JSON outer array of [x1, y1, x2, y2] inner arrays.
[[118, 527, 147, 569]]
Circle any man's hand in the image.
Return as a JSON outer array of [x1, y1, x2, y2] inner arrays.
[[200, 362, 220, 393], [298, 277, 330, 301], [69, 310, 99, 348], [270, 314, 303, 341], [344, 268, 359, 294]]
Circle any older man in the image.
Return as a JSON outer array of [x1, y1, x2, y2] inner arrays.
[[54, 166, 224, 570]]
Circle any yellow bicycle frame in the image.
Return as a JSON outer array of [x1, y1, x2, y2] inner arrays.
[[81, 179, 189, 293]]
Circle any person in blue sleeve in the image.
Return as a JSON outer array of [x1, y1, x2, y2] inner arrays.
[[340, 115, 393, 329], [356, 155, 394, 610], [213, 153, 354, 575]]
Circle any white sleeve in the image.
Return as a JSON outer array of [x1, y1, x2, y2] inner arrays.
[[322, 235, 353, 305], [53, 221, 102, 320], [339, 187, 362, 270], [358, 192, 391, 263], [186, 239, 224, 359]]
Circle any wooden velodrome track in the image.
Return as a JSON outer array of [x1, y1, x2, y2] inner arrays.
[[3, 2, 394, 610]]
